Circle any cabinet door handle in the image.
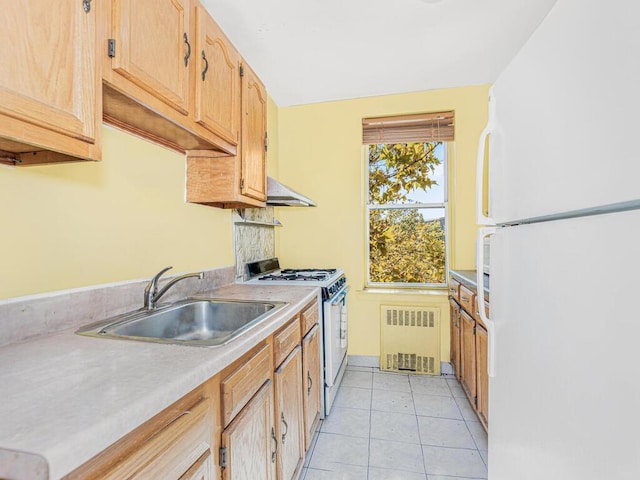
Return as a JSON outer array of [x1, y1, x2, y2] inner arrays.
[[281, 412, 288, 444], [82, 0, 91, 13], [183, 33, 191, 66], [307, 371, 313, 395], [201, 50, 209, 81], [271, 426, 278, 463], [461, 296, 469, 302]]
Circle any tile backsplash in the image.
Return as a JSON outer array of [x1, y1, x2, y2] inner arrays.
[[234, 207, 277, 280]]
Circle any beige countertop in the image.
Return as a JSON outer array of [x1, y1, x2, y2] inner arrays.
[[0, 283, 319, 480], [450, 269, 490, 300]]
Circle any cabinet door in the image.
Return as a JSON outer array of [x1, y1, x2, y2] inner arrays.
[[240, 64, 267, 201], [460, 310, 477, 402], [275, 346, 304, 480], [302, 325, 321, 451], [0, 0, 98, 144], [475, 324, 489, 429], [111, 0, 191, 114], [194, 6, 241, 145], [449, 299, 461, 381], [222, 381, 276, 480]]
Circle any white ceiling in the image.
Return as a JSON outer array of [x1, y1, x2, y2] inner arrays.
[[201, 0, 558, 107]]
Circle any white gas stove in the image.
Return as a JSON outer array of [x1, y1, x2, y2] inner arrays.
[[245, 258, 349, 417]]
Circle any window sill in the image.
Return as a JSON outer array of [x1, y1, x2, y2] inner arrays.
[[357, 286, 448, 296]]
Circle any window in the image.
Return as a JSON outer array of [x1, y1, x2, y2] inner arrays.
[[363, 112, 453, 287]]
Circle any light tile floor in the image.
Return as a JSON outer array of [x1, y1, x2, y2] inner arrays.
[[300, 365, 488, 480]]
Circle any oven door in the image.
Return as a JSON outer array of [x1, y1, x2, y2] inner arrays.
[[323, 285, 349, 387]]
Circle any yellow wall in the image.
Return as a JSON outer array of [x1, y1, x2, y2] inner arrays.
[[274, 85, 490, 359], [0, 126, 234, 299], [266, 96, 280, 178]]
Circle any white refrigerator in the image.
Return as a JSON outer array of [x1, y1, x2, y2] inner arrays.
[[474, 1, 640, 479]]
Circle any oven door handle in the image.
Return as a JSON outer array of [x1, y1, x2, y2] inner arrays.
[[327, 285, 350, 305]]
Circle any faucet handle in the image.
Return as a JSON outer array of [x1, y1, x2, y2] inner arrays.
[[152, 266, 173, 284], [146, 266, 173, 294], [144, 266, 173, 310]]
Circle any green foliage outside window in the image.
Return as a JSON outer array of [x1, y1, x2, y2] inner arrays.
[[368, 142, 447, 285]]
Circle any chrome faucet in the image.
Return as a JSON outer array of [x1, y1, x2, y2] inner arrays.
[[143, 266, 204, 310]]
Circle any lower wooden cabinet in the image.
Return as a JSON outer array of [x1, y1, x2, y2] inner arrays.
[[302, 324, 321, 450], [449, 299, 461, 381], [181, 451, 215, 480], [449, 275, 489, 432], [460, 310, 477, 401], [274, 346, 304, 480], [64, 382, 216, 480], [475, 324, 489, 428], [65, 300, 320, 480], [221, 381, 276, 480]]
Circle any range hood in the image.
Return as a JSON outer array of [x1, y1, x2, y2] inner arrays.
[[266, 177, 316, 207]]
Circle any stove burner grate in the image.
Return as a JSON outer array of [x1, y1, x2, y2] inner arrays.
[[280, 268, 337, 275], [259, 273, 330, 281]]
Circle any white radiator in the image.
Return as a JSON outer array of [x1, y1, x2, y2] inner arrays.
[[380, 305, 441, 375]]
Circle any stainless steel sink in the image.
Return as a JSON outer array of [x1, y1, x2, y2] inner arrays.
[[76, 298, 288, 347]]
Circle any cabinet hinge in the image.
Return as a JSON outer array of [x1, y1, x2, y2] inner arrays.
[[264, 132, 268, 152], [108, 39, 116, 58], [219, 447, 227, 469], [240, 178, 245, 190], [474, 395, 478, 407], [239, 65, 245, 77], [473, 325, 476, 335]]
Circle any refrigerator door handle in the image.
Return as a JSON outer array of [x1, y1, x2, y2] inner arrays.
[[477, 227, 497, 377], [476, 91, 496, 226]]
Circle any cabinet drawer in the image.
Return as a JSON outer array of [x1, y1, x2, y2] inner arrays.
[[274, 318, 301, 367], [449, 278, 460, 301], [221, 343, 272, 427], [103, 398, 212, 479], [459, 285, 476, 316], [301, 300, 319, 335]]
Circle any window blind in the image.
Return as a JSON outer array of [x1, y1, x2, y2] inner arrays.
[[362, 111, 455, 144]]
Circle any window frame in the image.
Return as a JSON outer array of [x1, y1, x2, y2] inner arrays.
[[365, 142, 450, 289]]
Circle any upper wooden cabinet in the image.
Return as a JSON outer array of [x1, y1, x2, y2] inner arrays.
[[0, 0, 101, 165], [110, 0, 191, 114], [240, 63, 267, 202], [102, 0, 237, 154], [185, 60, 267, 209], [194, 5, 241, 145]]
